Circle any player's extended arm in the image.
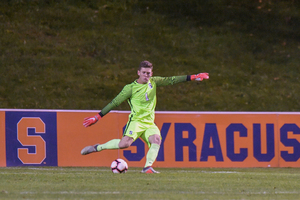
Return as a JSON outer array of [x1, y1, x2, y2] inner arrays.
[[154, 73, 209, 86], [83, 85, 132, 127]]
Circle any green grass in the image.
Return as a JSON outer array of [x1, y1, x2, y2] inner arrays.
[[0, 0, 300, 111], [0, 167, 300, 199]]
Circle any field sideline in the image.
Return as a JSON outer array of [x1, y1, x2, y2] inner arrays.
[[0, 167, 300, 199]]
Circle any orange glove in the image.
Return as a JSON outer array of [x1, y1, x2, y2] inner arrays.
[[83, 113, 101, 127], [191, 73, 209, 81]]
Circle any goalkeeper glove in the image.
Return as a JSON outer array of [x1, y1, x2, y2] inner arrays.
[[191, 73, 209, 81], [83, 113, 101, 127]]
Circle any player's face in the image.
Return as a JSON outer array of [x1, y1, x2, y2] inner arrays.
[[137, 67, 153, 84]]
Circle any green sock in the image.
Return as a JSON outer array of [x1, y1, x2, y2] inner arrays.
[[144, 143, 160, 168], [96, 139, 121, 152]]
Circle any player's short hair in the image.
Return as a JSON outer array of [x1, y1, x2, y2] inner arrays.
[[139, 61, 153, 70]]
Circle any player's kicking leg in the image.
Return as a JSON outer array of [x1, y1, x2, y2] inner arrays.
[[81, 139, 121, 155], [81, 144, 99, 155]]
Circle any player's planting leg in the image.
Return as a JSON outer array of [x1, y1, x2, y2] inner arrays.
[[141, 166, 160, 174], [81, 139, 121, 155], [140, 133, 161, 173], [141, 143, 160, 173], [145, 143, 160, 167]]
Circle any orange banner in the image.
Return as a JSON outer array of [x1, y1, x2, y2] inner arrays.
[[0, 111, 6, 167], [278, 114, 300, 167], [55, 111, 297, 168], [1, 109, 300, 168], [153, 112, 280, 168], [57, 111, 121, 167]]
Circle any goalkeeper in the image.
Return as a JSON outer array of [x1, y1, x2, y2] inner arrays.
[[81, 60, 209, 173]]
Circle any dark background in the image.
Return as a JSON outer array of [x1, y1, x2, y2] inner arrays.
[[1, 0, 299, 111]]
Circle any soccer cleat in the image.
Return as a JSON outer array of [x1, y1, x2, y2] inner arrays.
[[81, 144, 99, 155], [141, 166, 160, 174]]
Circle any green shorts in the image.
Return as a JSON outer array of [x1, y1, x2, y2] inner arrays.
[[123, 120, 161, 147]]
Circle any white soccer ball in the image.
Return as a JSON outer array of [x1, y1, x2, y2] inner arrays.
[[110, 159, 128, 173]]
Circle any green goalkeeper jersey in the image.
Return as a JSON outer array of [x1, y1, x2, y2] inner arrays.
[[100, 75, 188, 123]]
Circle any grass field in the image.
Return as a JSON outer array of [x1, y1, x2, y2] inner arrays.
[[0, 167, 300, 199]]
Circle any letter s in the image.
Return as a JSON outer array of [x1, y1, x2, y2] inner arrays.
[[280, 124, 300, 162], [17, 118, 46, 164]]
